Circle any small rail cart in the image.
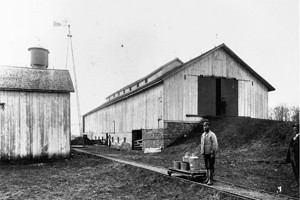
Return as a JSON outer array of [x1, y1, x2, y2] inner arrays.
[[167, 168, 206, 180]]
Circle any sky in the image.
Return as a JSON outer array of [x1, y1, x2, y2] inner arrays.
[[0, 0, 299, 134]]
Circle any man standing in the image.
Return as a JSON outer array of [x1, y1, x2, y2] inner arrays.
[[286, 123, 299, 186], [200, 121, 218, 185]]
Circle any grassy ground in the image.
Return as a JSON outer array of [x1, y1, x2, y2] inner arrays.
[[84, 117, 299, 198], [1, 117, 298, 199], [0, 151, 238, 200]]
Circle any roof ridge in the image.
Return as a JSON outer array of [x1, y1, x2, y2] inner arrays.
[[105, 57, 183, 99]]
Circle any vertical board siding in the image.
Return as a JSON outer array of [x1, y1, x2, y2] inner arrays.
[[163, 49, 269, 120], [84, 84, 163, 135], [0, 91, 71, 161]]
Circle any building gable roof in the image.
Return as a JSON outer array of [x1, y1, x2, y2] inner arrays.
[[163, 43, 275, 91], [0, 66, 75, 93]]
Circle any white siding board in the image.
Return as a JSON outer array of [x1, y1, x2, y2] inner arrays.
[[0, 91, 71, 160], [84, 84, 163, 135]]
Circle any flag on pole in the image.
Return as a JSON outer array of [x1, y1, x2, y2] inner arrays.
[[53, 21, 62, 27]]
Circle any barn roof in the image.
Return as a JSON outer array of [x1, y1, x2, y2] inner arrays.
[[83, 43, 275, 117], [0, 66, 74, 93], [105, 58, 183, 100], [163, 43, 275, 91]]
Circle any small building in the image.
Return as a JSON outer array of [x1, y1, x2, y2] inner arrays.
[[83, 44, 275, 150], [0, 47, 74, 161]]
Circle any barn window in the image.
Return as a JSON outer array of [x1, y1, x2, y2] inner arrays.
[[137, 83, 139, 87], [129, 87, 132, 91], [117, 137, 119, 143], [145, 78, 148, 83], [0, 103, 4, 110], [124, 137, 126, 143], [112, 137, 114, 143], [123, 90, 125, 94]]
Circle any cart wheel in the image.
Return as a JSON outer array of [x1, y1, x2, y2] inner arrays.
[[167, 170, 172, 176]]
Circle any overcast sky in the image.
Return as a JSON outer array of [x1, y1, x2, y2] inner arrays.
[[0, 0, 299, 133]]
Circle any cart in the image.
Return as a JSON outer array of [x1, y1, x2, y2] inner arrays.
[[167, 168, 206, 180]]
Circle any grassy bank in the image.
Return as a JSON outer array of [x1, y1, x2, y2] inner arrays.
[[85, 117, 299, 197]]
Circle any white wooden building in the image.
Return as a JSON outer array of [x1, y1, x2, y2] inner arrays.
[[0, 47, 74, 161], [83, 44, 275, 149]]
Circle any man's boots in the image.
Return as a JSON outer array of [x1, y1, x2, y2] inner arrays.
[[207, 169, 213, 185], [203, 170, 209, 184]]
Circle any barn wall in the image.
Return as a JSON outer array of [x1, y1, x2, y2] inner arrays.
[[163, 49, 269, 120], [83, 84, 164, 145], [0, 91, 71, 160]]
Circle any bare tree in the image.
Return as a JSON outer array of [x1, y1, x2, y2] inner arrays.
[[268, 105, 299, 122], [290, 106, 299, 123], [268, 107, 275, 120], [272, 105, 290, 121]]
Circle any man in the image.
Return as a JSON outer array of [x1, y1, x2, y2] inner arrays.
[[221, 97, 227, 116], [200, 121, 218, 185], [286, 123, 299, 186]]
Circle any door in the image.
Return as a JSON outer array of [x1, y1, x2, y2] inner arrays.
[[221, 79, 238, 116], [198, 77, 216, 116], [198, 77, 238, 116]]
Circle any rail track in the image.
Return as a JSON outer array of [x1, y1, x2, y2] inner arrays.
[[73, 148, 297, 200]]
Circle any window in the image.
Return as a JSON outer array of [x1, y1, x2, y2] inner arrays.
[[124, 137, 126, 143], [112, 137, 114, 143], [145, 78, 148, 83], [137, 83, 139, 87], [129, 87, 132, 91], [123, 90, 125, 94], [117, 137, 119, 143]]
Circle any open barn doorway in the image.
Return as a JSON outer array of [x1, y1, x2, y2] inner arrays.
[[132, 129, 142, 150], [198, 77, 238, 116]]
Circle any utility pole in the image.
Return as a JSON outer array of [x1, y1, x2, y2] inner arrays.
[[66, 25, 83, 143]]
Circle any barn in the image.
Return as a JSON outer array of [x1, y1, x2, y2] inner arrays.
[[0, 47, 74, 161], [83, 44, 275, 150]]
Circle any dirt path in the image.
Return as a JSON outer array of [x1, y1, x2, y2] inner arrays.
[[73, 148, 297, 200]]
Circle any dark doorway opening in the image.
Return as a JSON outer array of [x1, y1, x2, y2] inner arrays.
[[198, 77, 216, 116], [132, 129, 142, 150], [216, 78, 222, 115], [198, 77, 238, 116]]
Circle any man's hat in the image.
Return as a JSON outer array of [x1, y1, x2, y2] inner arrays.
[[203, 121, 210, 126]]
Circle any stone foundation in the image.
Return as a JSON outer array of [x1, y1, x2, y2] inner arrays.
[[142, 121, 202, 150], [142, 129, 164, 150]]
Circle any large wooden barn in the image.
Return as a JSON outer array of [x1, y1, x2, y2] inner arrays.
[[83, 44, 275, 150], [0, 47, 74, 161]]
